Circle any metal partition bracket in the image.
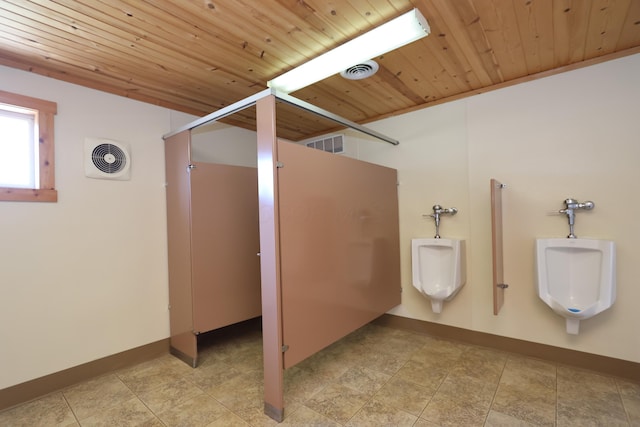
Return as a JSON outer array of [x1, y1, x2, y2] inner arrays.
[[275, 91, 400, 146], [163, 88, 401, 146]]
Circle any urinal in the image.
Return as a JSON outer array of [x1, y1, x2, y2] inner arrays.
[[411, 238, 466, 313], [535, 238, 616, 334]]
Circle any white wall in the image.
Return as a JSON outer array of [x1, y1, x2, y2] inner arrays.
[[0, 66, 181, 389], [346, 53, 640, 363]]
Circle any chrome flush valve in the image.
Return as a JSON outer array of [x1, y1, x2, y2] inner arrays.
[[428, 204, 458, 238], [558, 198, 594, 238]]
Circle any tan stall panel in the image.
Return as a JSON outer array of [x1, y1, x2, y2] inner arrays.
[[190, 163, 261, 333], [278, 141, 401, 369], [164, 131, 197, 364]]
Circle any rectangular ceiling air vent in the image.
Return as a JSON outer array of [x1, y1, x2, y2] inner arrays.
[[305, 134, 345, 154]]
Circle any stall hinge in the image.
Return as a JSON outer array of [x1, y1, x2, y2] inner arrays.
[[281, 344, 289, 353], [276, 161, 284, 169], [497, 283, 509, 289], [187, 164, 196, 172]]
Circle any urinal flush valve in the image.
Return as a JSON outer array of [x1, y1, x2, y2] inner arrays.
[[557, 198, 594, 238], [425, 204, 458, 238]]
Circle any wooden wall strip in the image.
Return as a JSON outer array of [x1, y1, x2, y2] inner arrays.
[[0, 339, 169, 412], [374, 314, 640, 382]]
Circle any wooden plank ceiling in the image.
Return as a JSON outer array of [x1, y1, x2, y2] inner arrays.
[[1, 0, 639, 140]]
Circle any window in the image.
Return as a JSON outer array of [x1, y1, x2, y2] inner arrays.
[[0, 90, 57, 202]]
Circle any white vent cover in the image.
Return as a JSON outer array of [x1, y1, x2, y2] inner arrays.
[[305, 134, 345, 154], [340, 60, 379, 80], [84, 138, 131, 180]]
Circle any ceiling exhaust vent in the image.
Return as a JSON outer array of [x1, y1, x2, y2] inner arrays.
[[84, 137, 131, 180], [305, 134, 345, 154], [340, 60, 379, 80]]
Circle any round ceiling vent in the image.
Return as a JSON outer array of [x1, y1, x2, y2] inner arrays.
[[340, 60, 379, 80]]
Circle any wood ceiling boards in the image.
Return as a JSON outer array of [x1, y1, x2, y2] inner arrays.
[[1, 0, 639, 140]]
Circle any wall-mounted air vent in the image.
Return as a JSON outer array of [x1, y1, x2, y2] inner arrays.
[[84, 137, 131, 180], [305, 134, 345, 154]]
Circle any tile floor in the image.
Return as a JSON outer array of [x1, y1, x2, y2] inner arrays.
[[1, 322, 638, 426]]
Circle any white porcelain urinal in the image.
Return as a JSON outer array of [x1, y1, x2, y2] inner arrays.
[[535, 238, 616, 334], [411, 238, 466, 314]]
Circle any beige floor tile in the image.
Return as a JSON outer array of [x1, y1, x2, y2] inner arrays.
[[346, 398, 417, 427], [116, 355, 191, 395], [617, 379, 640, 425], [200, 336, 262, 367], [4, 321, 637, 427], [224, 344, 264, 372], [0, 392, 78, 427], [420, 373, 497, 427], [374, 377, 433, 416], [205, 410, 251, 426], [279, 405, 341, 426], [295, 348, 353, 382], [334, 366, 391, 395], [492, 382, 556, 426], [557, 366, 628, 426], [353, 324, 398, 346], [284, 366, 330, 403], [188, 360, 243, 393], [359, 348, 409, 376], [321, 339, 371, 368], [411, 337, 469, 362], [208, 370, 264, 412], [484, 410, 539, 426], [304, 383, 371, 424], [500, 356, 556, 388], [413, 418, 443, 427], [364, 331, 428, 359], [63, 374, 135, 421], [449, 345, 507, 384], [394, 358, 448, 391], [136, 376, 204, 414], [491, 356, 556, 426], [156, 394, 229, 427], [234, 405, 282, 427], [77, 397, 156, 426]]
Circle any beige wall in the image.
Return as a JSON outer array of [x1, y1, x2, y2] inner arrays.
[[190, 121, 257, 167], [0, 66, 177, 389], [347, 53, 640, 363], [1, 52, 637, 390]]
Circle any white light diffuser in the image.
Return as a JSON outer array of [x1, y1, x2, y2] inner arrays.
[[267, 8, 430, 94]]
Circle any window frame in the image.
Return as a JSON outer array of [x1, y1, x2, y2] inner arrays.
[[0, 90, 57, 202]]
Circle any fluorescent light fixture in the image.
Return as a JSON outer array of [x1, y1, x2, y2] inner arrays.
[[267, 8, 430, 94]]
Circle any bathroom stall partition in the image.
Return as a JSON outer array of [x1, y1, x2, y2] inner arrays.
[[164, 131, 261, 367], [256, 95, 401, 420], [164, 90, 401, 421], [277, 140, 401, 368]]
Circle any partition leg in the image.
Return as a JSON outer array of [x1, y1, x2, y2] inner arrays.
[[256, 95, 285, 421]]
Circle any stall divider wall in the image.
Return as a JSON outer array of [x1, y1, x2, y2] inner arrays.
[[278, 140, 401, 369]]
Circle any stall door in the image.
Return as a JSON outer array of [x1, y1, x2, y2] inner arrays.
[[190, 162, 261, 333]]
